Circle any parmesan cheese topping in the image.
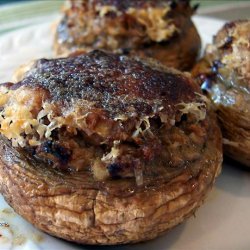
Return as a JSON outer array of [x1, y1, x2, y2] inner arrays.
[[127, 6, 176, 42], [0, 84, 207, 148]]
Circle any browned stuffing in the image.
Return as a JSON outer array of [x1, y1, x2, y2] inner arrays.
[[54, 0, 201, 70], [0, 51, 210, 184]]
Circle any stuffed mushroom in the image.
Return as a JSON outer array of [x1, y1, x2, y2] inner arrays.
[[192, 20, 250, 167], [0, 50, 222, 244], [54, 0, 201, 70]]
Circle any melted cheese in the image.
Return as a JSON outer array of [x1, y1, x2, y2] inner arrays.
[[178, 102, 207, 122], [127, 6, 176, 42]]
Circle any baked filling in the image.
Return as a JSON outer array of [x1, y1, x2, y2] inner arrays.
[[191, 20, 250, 165], [55, 0, 196, 54], [194, 20, 249, 97], [0, 51, 209, 186], [193, 20, 250, 130]]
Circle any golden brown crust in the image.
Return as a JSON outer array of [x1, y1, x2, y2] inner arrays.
[[192, 20, 250, 167], [0, 112, 222, 244], [54, 0, 201, 70], [7, 51, 200, 119]]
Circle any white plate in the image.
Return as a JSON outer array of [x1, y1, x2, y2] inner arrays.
[[0, 16, 250, 250]]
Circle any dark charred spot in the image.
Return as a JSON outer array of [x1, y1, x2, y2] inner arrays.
[[220, 36, 233, 50], [149, 116, 162, 130], [121, 48, 131, 55], [53, 147, 71, 164], [175, 114, 188, 127], [50, 129, 59, 140], [38, 141, 72, 164], [140, 121, 147, 131], [41, 140, 53, 153], [181, 114, 188, 122], [161, 91, 167, 96], [25, 146, 36, 156], [107, 163, 123, 179]]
